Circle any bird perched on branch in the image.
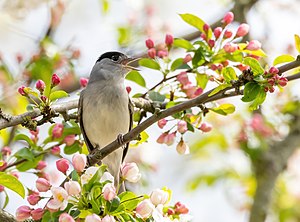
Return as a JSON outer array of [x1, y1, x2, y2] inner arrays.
[[78, 51, 136, 191]]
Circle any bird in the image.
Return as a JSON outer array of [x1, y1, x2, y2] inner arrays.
[[78, 51, 135, 191]]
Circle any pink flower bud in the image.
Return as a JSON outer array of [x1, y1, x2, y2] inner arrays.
[[31, 208, 44, 220], [269, 66, 279, 74], [236, 64, 249, 71], [177, 120, 188, 134], [72, 153, 87, 173], [176, 140, 190, 155], [165, 34, 174, 46], [199, 122, 212, 132], [126, 86, 132, 94], [236, 23, 250, 37], [16, 205, 31, 221], [222, 60, 229, 67], [222, 12, 234, 25], [0, 185, 4, 192], [16, 53, 23, 63], [41, 95, 47, 103], [36, 178, 51, 192], [36, 161, 47, 170], [145, 38, 155, 49], [174, 201, 189, 214], [64, 135, 76, 146], [267, 78, 275, 86], [147, 48, 156, 59], [224, 30, 233, 39], [56, 158, 69, 174], [203, 24, 210, 33], [102, 183, 117, 201], [157, 118, 167, 129], [136, 199, 155, 219], [156, 132, 168, 144], [176, 72, 190, 85], [150, 189, 169, 206], [165, 132, 176, 146], [64, 181, 81, 196], [246, 40, 261, 51], [27, 193, 41, 205], [1, 146, 11, 156], [80, 77, 89, 87], [38, 171, 50, 181], [59, 213, 75, 222], [278, 77, 288, 87], [121, 162, 141, 183], [208, 39, 215, 48], [18, 86, 26, 96], [268, 86, 275, 93], [200, 33, 206, 40], [51, 146, 61, 155], [102, 215, 116, 222], [194, 87, 203, 97], [35, 80, 45, 92], [223, 42, 238, 53], [183, 54, 192, 63], [167, 208, 175, 215], [213, 27, 222, 39], [52, 123, 64, 138], [85, 214, 101, 222], [51, 73, 61, 87], [157, 50, 168, 58]]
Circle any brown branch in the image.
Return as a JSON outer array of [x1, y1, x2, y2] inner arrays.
[[278, 55, 300, 74]]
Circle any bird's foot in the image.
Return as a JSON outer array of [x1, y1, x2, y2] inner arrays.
[[117, 134, 125, 147]]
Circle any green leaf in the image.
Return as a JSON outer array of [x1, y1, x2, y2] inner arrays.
[[49, 90, 69, 101], [249, 88, 267, 111], [186, 121, 195, 132], [179, 13, 204, 33], [208, 83, 232, 97], [243, 57, 264, 76], [126, 70, 146, 87], [173, 38, 194, 50], [196, 73, 209, 90], [273, 54, 295, 66], [84, 165, 107, 192], [101, 0, 110, 14], [0, 172, 25, 198], [119, 191, 140, 211], [222, 67, 237, 83], [148, 91, 165, 102], [295, 34, 300, 53], [14, 134, 34, 147], [139, 58, 160, 70], [192, 49, 205, 67], [210, 104, 235, 115], [64, 141, 81, 155], [117, 27, 131, 46], [17, 155, 43, 172], [14, 147, 34, 161], [241, 82, 261, 102], [171, 58, 184, 71], [131, 130, 149, 147], [23, 87, 39, 97]]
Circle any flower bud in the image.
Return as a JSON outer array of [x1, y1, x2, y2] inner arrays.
[[27, 192, 41, 205], [52, 123, 64, 138], [16, 205, 31, 221], [156, 132, 168, 144], [165, 132, 176, 146], [147, 48, 156, 59], [278, 77, 288, 87], [199, 122, 212, 132], [64, 181, 81, 196], [41, 95, 47, 103], [208, 39, 215, 48], [31, 208, 44, 220], [51, 146, 61, 155], [121, 162, 141, 183], [102, 183, 117, 201], [165, 34, 174, 46], [64, 135, 76, 146], [194, 87, 203, 97], [1, 146, 11, 156], [167, 208, 175, 215], [177, 120, 188, 134], [36, 161, 47, 170], [101, 215, 116, 222], [246, 40, 262, 51], [200, 33, 206, 40], [80, 77, 89, 87], [36, 178, 51, 192], [72, 153, 87, 172], [183, 54, 192, 63], [136, 199, 155, 219], [157, 118, 167, 129], [150, 189, 169, 206], [236, 23, 249, 37], [176, 140, 190, 155], [126, 86, 131, 94], [56, 158, 69, 174], [35, 80, 45, 93], [203, 24, 210, 33], [269, 66, 279, 74], [59, 213, 75, 222], [0, 185, 4, 192], [51, 73, 61, 87], [213, 27, 222, 39], [85, 214, 101, 222], [223, 42, 238, 53], [18, 86, 26, 96], [145, 38, 155, 49], [157, 50, 168, 58], [38, 171, 50, 181], [177, 72, 190, 85], [100, 172, 115, 184], [236, 64, 249, 71], [16, 53, 23, 63], [174, 202, 189, 214], [222, 12, 234, 25], [224, 30, 233, 39]]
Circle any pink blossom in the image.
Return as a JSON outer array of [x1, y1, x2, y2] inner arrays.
[[236, 64, 249, 71], [36, 178, 51, 192], [51, 73, 61, 86], [222, 12, 234, 25], [203, 24, 210, 32], [236, 23, 250, 37], [136, 199, 155, 219], [174, 202, 189, 214], [85, 214, 101, 222], [157, 118, 167, 129], [51, 146, 61, 155], [64, 180, 81, 196], [56, 158, 69, 174], [145, 38, 155, 49], [1, 146, 11, 156], [80, 77, 89, 87], [35, 80, 45, 92], [183, 54, 192, 63], [102, 215, 116, 222], [18, 86, 26, 96], [121, 162, 141, 183], [176, 72, 190, 85], [177, 120, 188, 134], [147, 48, 156, 59], [250, 114, 273, 136], [126, 86, 132, 94], [47, 187, 69, 211], [224, 30, 233, 39], [27, 192, 41, 205], [213, 27, 222, 39], [176, 140, 190, 155], [81, 166, 99, 185], [150, 189, 169, 206], [15, 205, 31, 221], [278, 77, 288, 87], [72, 153, 87, 172], [269, 66, 279, 74], [208, 39, 215, 48], [246, 40, 262, 51], [157, 50, 168, 58], [165, 34, 174, 46], [0, 185, 4, 192], [199, 122, 213, 132], [102, 183, 117, 201], [52, 123, 64, 138], [165, 132, 176, 146], [156, 132, 168, 144], [194, 88, 203, 97], [36, 161, 47, 170], [41, 95, 47, 103], [59, 213, 75, 222], [223, 42, 238, 53], [64, 134, 76, 146], [31, 208, 44, 220]]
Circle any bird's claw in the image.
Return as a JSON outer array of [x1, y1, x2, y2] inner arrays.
[[117, 134, 125, 146]]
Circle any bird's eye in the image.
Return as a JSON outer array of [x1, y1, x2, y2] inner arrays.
[[111, 55, 120, 62]]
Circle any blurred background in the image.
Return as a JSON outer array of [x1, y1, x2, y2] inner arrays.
[[1, 0, 300, 221]]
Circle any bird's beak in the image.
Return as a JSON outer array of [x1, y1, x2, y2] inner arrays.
[[122, 57, 140, 71]]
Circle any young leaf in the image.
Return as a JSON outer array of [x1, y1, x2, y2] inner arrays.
[[210, 104, 236, 115], [119, 191, 140, 211], [179, 14, 212, 38], [192, 49, 205, 67], [173, 38, 194, 50], [249, 88, 267, 111], [241, 82, 261, 102], [243, 57, 264, 76], [273, 54, 295, 66], [222, 67, 237, 83], [208, 83, 232, 97], [139, 58, 160, 70], [171, 58, 184, 71], [0, 172, 25, 198], [14, 134, 34, 147], [64, 141, 81, 155], [295, 34, 300, 53], [126, 70, 146, 87], [14, 147, 34, 161], [49, 90, 69, 101], [23, 87, 39, 97], [196, 73, 209, 90], [148, 91, 165, 102]]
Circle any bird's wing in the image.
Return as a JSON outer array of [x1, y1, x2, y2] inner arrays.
[[122, 97, 133, 161], [78, 90, 95, 152]]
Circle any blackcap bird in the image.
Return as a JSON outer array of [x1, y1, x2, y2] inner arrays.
[[78, 51, 136, 190]]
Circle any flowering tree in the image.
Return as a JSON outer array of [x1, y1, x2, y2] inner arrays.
[[1, 1, 300, 222]]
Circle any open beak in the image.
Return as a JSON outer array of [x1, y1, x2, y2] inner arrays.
[[122, 57, 140, 71]]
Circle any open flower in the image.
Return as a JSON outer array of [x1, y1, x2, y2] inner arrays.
[[121, 162, 141, 183], [47, 187, 69, 211], [150, 189, 169, 206], [102, 183, 117, 201], [81, 166, 99, 185], [136, 199, 155, 219], [64, 181, 81, 196]]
